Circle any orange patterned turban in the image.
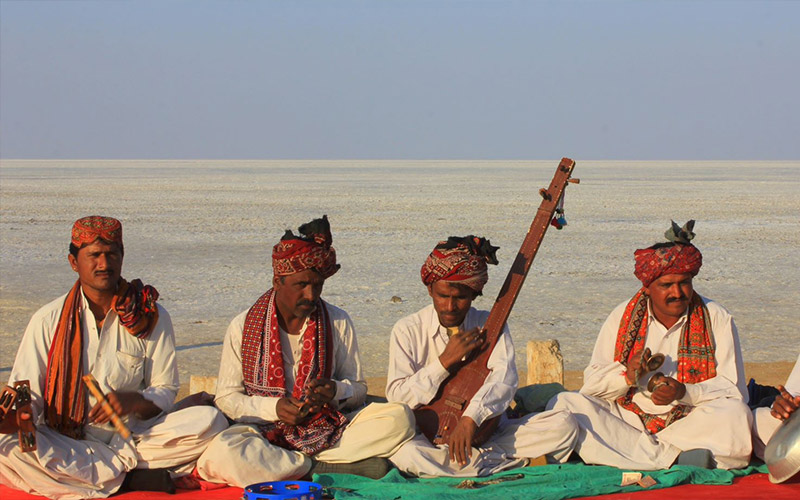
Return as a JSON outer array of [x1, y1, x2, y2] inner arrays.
[[420, 235, 499, 294], [634, 220, 702, 287], [272, 215, 340, 279], [71, 216, 123, 248]]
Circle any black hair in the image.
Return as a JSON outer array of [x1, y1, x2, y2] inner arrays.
[[649, 242, 679, 251]]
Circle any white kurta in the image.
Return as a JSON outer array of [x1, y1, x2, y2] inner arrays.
[[213, 300, 367, 422], [386, 305, 578, 477], [548, 294, 752, 470], [0, 290, 228, 500], [197, 300, 414, 487], [752, 352, 800, 459]]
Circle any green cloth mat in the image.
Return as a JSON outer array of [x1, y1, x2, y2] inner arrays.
[[312, 462, 769, 500]]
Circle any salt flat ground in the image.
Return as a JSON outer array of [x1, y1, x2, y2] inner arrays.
[[1, 160, 798, 383]]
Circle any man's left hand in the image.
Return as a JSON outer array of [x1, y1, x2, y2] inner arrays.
[[447, 416, 477, 468], [305, 378, 337, 406], [650, 375, 686, 405], [0, 409, 26, 434], [88, 391, 160, 423]]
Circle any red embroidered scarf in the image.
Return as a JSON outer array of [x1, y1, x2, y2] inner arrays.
[[44, 278, 160, 439], [614, 289, 716, 434], [241, 289, 347, 455]]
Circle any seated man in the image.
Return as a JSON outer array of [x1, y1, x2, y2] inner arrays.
[[387, 236, 578, 477], [752, 353, 800, 460], [197, 216, 413, 487], [548, 220, 752, 470], [0, 216, 227, 499]]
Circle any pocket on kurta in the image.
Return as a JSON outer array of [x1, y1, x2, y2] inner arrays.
[[106, 351, 145, 391]]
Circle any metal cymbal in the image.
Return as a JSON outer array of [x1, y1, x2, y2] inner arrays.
[[765, 407, 800, 483]]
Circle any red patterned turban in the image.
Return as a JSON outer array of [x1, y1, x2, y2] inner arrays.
[[272, 215, 340, 279], [420, 235, 499, 294], [634, 220, 703, 287], [71, 216, 123, 248]]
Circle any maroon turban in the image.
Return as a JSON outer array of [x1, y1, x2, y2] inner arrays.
[[272, 215, 340, 279], [634, 220, 703, 287], [420, 236, 499, 294], [71, 216, 123, 248]]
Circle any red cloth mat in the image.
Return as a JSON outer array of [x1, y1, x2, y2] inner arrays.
[[0, 484, 242, 500], [573, 473, 800, 500], [2, 473, 799, 499]]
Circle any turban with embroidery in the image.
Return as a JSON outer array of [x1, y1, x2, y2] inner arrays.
[[420, 235, 499, 294], [71, 216, 123, 249], [634, 220, 703, 287], [272, 215, 340, 279]]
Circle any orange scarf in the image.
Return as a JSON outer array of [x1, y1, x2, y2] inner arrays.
[[44, 278, 159, 439]]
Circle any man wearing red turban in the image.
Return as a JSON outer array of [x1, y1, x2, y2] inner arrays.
[[549, 220, 752, 470], [386, 236, 578, 477], [0, 216, 227, 498], [198, 216, 413, 487]]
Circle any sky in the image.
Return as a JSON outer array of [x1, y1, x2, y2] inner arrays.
[[0, 0, 798, 160]]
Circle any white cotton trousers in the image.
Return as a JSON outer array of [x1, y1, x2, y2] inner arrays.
[[196, 402, 415, 488], [0, 406, 228, 500], [389, 409, 578, 478], [752, 406, 784, 460], [547, 391, 752, 470]]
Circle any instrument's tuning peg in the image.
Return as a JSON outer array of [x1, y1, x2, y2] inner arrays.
[[539, 188, 551, 201], [568, 178, 581, 184]]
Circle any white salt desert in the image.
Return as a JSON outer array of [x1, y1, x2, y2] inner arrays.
[[1, 160, 798, 385]]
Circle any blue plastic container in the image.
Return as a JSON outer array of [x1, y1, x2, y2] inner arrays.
[[242, 481, 323, 500]]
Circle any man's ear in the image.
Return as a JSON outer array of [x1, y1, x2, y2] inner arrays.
[[68, 254, 79, 273], [427, 284, 434, 298], [272, 275, 281, 289]]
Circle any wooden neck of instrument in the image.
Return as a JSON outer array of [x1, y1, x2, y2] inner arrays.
[[481, 158, 576, 351]]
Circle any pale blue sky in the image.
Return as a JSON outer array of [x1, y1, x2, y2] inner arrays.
[[1, 0, 798, 160]]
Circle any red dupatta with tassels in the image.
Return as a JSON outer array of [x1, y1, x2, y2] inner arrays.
[[240, 288, 348, 455], [614, 289, 716, 434]]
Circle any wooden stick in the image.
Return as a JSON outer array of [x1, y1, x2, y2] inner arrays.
[[82, 374, 131, 439]]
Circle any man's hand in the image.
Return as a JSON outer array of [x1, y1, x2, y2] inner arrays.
[[276, 397, 315, 425], [625, 347, 650, 385], [650, 375, 686, 405], [771, 385, 800, 420], [171, 391, 215, 412], [0, 409, 27, 434], [439, 327, 486, 371], [88, 391, 160, 423], [305, 378, 336, 406], [447, 416, 478, 467]]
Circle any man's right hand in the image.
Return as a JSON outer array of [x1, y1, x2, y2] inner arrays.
[[625, 347, 651, 385], [771, 385, 800, 420], [276, 397, 314, 425], [439, 327, 486, 371]]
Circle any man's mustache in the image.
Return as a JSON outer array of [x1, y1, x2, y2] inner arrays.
[[297, 300, 316, 308]]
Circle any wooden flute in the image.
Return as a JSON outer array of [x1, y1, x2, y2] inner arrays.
[[82, 374, 132, 439]]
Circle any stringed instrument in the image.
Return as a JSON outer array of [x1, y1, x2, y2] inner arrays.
[[414, 157, 578, 445]]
